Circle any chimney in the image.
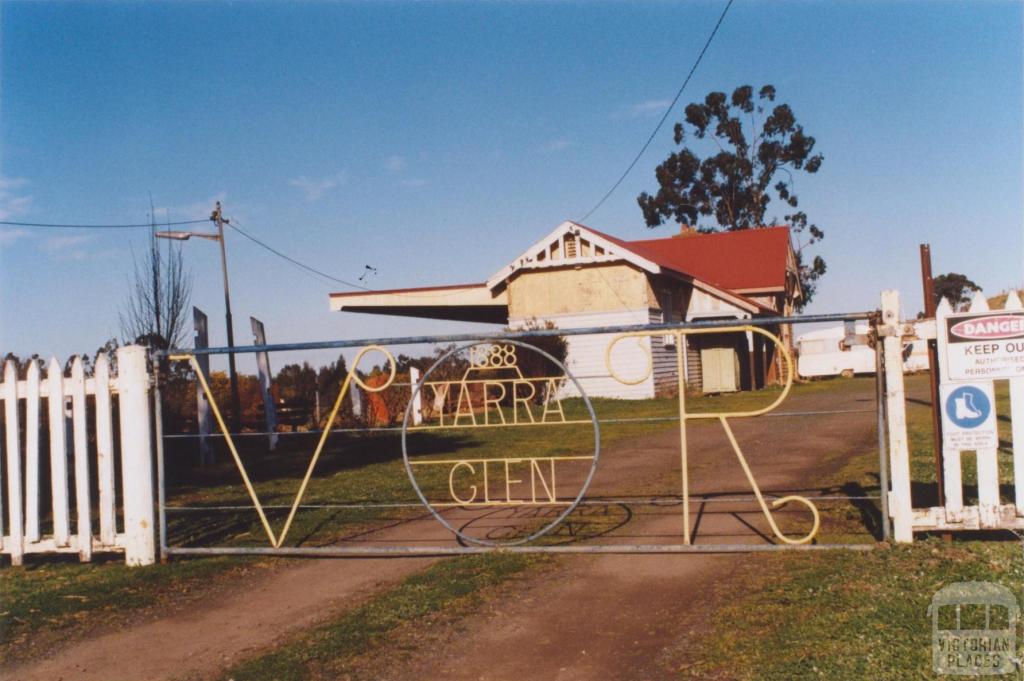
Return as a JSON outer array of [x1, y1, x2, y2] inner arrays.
[[673, 224, 698, 238]]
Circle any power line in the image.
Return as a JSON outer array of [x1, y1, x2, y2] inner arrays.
[[226, 219, 372, 291], [578, 0, 734, 223], [228, 219, 491, 300], [0, 218, 210, 229]]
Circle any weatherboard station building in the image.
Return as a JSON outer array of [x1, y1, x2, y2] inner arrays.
[[330, 221, 801, 399]]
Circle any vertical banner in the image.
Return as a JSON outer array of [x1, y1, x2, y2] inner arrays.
[[409, 366, 423, 426], [250, 317, 279, 451], [350, 382, 363, 419], [193, 307, 213, 466]]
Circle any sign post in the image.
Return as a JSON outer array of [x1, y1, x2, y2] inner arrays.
[[193, 307, 213, 466], [250, 317, 279, 451]]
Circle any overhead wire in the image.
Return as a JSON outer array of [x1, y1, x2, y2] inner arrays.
[[228, 218, 499, 300], [577, 0, 734, 223], [0, 218, 210, 229], [226, 219, 372, 291]]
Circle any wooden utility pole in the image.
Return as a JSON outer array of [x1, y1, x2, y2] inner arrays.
[[919, 244, 945, 508], [212, 202, 242, 432]]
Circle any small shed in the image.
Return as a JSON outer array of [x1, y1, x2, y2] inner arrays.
[[331, 221, 802, 399]]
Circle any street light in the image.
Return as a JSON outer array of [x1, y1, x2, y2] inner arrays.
[[156, 201, 241, 431]]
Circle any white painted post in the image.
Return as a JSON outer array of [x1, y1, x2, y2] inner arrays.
[[94, 354, 117, 545], [882, 290, 914, 542], [409, 367, 423, 426], [3, 361, 23, 565], [70, 357, 92, 561], [117, 346, 155, 566], [47, 357, 70, 546], [1004, 291, 1024, 516], [965, 292, 1000, 527], [24, 360, 41, 543], [935, 298, 964, 521]]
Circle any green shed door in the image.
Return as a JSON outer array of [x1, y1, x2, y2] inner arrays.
[[700, 346, 739, 393]]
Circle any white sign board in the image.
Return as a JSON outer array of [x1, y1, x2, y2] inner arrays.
[[940, 383, 998, 451], [941, 310, 1024, 381]]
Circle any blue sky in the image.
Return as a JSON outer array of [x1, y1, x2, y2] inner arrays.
[[1, 0, 1021, 372]]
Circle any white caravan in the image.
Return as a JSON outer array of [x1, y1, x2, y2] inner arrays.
[[796, 323, 929, 378]]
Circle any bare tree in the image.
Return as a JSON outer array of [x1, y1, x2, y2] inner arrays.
[[120, 203, 193, 350]]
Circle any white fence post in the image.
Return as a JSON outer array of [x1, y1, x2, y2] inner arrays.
[[1004, 291, 1024, 515], [963, 292, 1000, 527], [410, 367, 423, 426], [117, 346, 156, 566], [47, 357, 71, 546], [881, 290, 914, 542], [24, 360, 41, 543], [3, 361, 24, 565], [70, 357, 92, 561], [94, 353, 117, 545], [935, 298, 965, 522]]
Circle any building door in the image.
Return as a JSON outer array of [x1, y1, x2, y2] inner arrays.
[[700, 345, 739, 393]]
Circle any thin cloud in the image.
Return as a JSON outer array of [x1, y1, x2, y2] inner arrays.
[[540, 138, 572, 153], [288, 173, 347, 201], [42, 234, 94, 252], [384, 155, 407, 173], [0, 227, 31, 246], [612, 99, 672, 119], [0, 176, 32, 220]]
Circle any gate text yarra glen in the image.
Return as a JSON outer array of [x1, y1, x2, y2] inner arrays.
[[408, 374, 595, 507]]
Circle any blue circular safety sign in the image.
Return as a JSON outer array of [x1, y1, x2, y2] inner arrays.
[[944, 385, 991, 429]]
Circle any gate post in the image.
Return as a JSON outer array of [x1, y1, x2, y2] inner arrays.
[[881, 291, 914, 543], [117, 345, 156, 566]]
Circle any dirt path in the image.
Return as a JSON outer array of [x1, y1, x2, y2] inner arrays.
[[366, 383, 885, 681], [10, 380, 885, 681]]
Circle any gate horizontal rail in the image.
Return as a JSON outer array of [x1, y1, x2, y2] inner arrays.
[[165, 543, 876, 557], [158, 312, 876, 357]]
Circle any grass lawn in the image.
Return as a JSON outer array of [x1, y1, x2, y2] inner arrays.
[[678, 373, 1023, 680]]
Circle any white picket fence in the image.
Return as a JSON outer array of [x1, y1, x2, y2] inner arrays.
[[0, 345, 155, 566], [884, 289, 1024, 542]]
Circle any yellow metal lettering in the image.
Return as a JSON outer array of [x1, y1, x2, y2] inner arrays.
[[483, 381, 507, 425], [540, 379, 566, 423], [452, 382, 477, 427], [410, 456, 592, 507], [504, 459, 524, 504], [481, 458, 490, 503], [512, 379, 536, 424], [448, 461, 478, 505], [530, 458, 556, 503], [606, 325, 820, 545], [429, 382, 450, 426]]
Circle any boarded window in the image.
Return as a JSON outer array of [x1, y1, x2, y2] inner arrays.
[[564, 234, 577, 258]]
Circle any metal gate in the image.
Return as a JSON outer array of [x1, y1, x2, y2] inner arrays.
[[154, 311, 893, 559]]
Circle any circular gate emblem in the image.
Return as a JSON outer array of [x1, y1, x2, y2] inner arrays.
[[400, 339, 600, 546]]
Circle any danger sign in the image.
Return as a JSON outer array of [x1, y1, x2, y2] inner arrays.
[[941, 310, 1024, 381]]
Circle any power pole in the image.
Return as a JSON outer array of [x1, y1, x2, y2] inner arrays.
[[212, 202, 242, 432]]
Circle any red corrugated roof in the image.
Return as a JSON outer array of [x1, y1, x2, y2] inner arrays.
[[585, 225, 793, 293]]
